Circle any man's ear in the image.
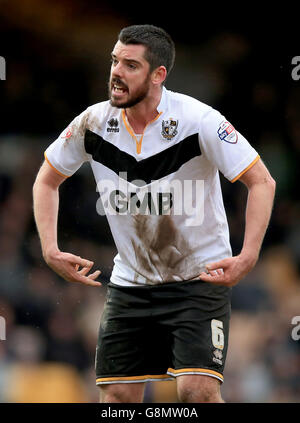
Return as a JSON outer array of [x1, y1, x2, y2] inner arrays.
[[151, 66, 167, 86]]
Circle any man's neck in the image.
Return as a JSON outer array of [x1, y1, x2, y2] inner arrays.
[[124, 87, 163, 134]]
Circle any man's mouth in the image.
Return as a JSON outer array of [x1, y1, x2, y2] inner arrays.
[[111, 80, 128, 95], [113, 84, 126, 93]]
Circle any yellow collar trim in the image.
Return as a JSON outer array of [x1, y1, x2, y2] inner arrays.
[[121, 109, 162, 155]]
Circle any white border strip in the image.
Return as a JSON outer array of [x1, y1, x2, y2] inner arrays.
[[96, 377, 174, 385], [167, 370, 223, 383]]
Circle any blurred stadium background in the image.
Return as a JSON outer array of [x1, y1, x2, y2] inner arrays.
[[0, 0, 299, 403]]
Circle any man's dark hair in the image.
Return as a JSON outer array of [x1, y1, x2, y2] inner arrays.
[[118, 24, 175, 78]]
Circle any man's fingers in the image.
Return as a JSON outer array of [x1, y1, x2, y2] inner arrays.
[[206, 258, 229, 271], [47, 251, 102, 286], [70, 272, 102, 286], [200, 271, 223, 280], [73, 266, 101, 284], [68, 254, 94, 269], [77, 263, 94, 276], [208, 268, 224, 276], [200, 256, 245, 287], [76, 262, 101, 280], [88, 270, 101, 279], [79, 277, 102, 287], [199, 271, 226, 286], [199, 272, 211, 281]]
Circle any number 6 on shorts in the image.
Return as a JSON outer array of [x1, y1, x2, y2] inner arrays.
[[211, 319, 224, 350]]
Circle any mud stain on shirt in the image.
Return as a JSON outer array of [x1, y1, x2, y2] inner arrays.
[[132, 214, 192, 282]]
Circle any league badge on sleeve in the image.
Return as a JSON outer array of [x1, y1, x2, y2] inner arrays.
[[217, 121, 238, 144]]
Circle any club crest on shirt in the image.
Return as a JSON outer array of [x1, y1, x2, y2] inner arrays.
[[217, 121, 238, 144], [161, 118, 178, 140]]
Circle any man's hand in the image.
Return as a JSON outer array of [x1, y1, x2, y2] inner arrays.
[[199, 159, 275, 288], [199, 254, 257, 287], [33, 161, 101, 287], [44, 249, 102, 287]]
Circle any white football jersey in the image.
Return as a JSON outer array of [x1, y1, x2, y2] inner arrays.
[[45, 87, 259, 286]]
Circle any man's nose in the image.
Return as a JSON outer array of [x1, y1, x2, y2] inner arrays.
[[111, 62, 124, 78]]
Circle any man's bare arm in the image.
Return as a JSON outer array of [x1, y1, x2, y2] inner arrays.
[[200, 159, 276, 287], [33, 161, 101, 286]]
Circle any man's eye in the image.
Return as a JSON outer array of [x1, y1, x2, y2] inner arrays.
[[128, 63, 137, 70]]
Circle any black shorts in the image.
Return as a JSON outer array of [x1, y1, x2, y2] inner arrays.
[[95, 279, 231, 385]]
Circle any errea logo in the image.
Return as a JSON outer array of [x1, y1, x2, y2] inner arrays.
[[107, 118, 119, 133]]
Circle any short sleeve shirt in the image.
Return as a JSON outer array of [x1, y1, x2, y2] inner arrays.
[[45, 87, 259, 286]]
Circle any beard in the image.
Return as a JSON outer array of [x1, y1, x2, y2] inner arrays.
[[108, 74, 151, 109]]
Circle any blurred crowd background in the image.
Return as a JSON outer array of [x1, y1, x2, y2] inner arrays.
[[0, 0, 299, 403]]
